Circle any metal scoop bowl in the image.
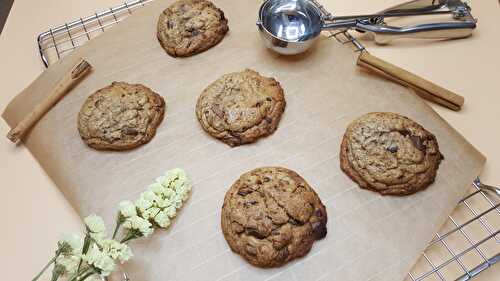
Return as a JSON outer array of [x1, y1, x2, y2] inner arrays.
[[257, 0, 477, 55], [257, 0, 325, 55]]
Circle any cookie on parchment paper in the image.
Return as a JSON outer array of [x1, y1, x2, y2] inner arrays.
[[221, 167, 328, 268], [78, 82, 165, 151], [340, 112, 443, 196], [157, 0, 229, 57], [196, 69, 286, 146]]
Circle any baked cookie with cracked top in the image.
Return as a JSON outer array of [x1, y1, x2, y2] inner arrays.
[[340, 112, 443, 196], [196, 69, 286, 146], [221, 167, 327, 267], [78, 82, 165, 150], [157, 0, 229, 57]]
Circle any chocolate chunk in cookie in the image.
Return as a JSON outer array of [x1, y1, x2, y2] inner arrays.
[[221, 167, 327, 267], [78, 82, 165, 150], [196, 69, 286, 146], [157, 0, 229, 57], [340, 112, 443, 196]]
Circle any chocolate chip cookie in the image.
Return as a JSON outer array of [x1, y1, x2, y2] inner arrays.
[[157, 0, 229, 57], [221, 167, 327, 267], [78, 82, 165, 150], [196, 69, 286, 146], [340, 112, 443, 196]]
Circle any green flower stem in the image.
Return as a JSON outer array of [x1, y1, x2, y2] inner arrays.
[[66, 266, 87, 281], [68, 268, 93, 281], [77, 233, 92, 273], [121, 235, 135, 243], [77, 270, 96, 281], [50, 268, 62, 281], [50, 273, 60, 281], [32, 254, 58, 281], [112, 215, 123, 239], [67, 271, 79, 281], [120, 231, 139, 243]]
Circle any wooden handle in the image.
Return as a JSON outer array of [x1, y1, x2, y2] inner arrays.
[[357, 52, 464, 111], [7, 58, 92, 143]]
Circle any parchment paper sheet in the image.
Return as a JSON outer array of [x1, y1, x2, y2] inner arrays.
[[2, 0, 485, 280]]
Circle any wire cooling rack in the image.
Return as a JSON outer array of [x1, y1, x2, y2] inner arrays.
[[37, 0, 153, 67], [36, 1, 499, 280], [407, 179, 499, 281]]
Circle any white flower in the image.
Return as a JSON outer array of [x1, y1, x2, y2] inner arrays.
[[120, 168, 191, 236], [182, 188, 191, 200], [56, 254, 80, 275], [163, 170, 179, 185], [141, 207, 160, 220], [84, 215, 107, 239], [118, 247, 133, 263], [172, 194, 184, 209], [154, 210, 171, 228], [119, 201, 137, 218], [176, 170, 188, 183], [122, 216, 153, 237], [142, 190, 158, 202], [97, 239, 133, 263], [173, 179, 186, 191], [135, 197, 153, 212], [155, 175, 167, 186], [155, 197, 171, 208], [149, 182, 164, 194], [58, 234, 83, 254], [83, 244, 115, 276], [164, 206, 177, 219], [95, 255, 115, 276], [162, 188, 175, 198], [170, 168, 186, 177], [84, 215, 106, 233], [82, 244, 100, 264], [175, 185, 190, 201]]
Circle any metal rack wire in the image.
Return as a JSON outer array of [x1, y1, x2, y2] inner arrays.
[[407, 178, 499, 281], [37, 0, 153, 67], [36, 1, 499, 280]]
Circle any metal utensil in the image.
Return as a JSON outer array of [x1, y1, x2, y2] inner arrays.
[[257, 0, 476, 54], [256, 0, 473, 111]]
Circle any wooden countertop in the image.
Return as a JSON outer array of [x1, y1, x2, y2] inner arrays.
[[0, 0, 498, 280]]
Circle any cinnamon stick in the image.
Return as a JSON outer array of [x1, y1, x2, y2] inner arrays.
[[7, 58, 92, 143]]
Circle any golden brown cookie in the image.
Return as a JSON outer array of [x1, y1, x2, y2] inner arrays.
[[221, 167, 327, 268], [78, 82, 165, 150], [340, 112, 443, 196], [196, 69, 286, 146], [157, 0, 229, 57]]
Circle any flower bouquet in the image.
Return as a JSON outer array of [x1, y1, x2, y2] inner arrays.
[[32, 168, 191, 281]]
